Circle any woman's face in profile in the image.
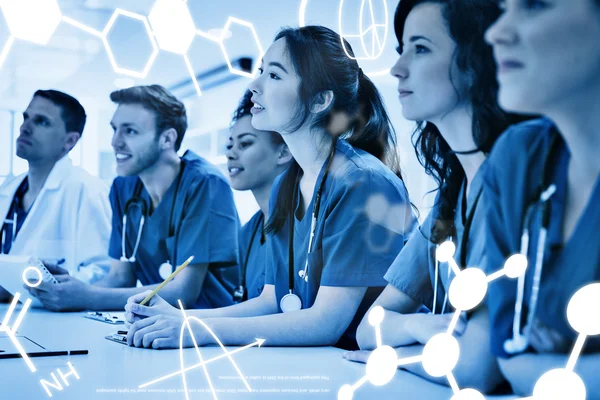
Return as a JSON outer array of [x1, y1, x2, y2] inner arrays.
[[390, 3, 464, 124], [226, 115, 284, 192], [486, 0, 600, 115], [247, 38, 301, 135]]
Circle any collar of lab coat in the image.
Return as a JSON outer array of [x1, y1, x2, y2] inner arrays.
[[0, 155, 73, 199]]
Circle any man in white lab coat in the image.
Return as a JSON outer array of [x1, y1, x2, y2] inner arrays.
[[0, 90, 111, 302]]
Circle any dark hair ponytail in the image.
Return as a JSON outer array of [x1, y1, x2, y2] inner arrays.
[[264, 25, 404, 234], [350, 71, 402, 177]]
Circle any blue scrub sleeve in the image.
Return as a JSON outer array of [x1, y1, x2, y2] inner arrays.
[[108, 179, 124, 260], [320, 171, 409, 287], [384, 212, 436, 306], [174, 175, 239, 268]]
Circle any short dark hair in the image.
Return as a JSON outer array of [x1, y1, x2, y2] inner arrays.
[[110, 85, 187, 151], [231, 90, 284, 146], [34, 89, 87, 136]]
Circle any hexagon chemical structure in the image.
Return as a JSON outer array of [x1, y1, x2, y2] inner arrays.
[[148, 0, 196, 55], [102, 9, 159, 79], [0, 0, 62, 45], [219, 16, 263, 79], [0, 2, 265, 97]]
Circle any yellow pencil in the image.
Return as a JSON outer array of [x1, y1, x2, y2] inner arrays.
[[139, 255, 195, 306]]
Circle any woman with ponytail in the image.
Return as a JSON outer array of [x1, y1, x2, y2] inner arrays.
[[123, 25, 415, 351], [347, 0, 526, 393]]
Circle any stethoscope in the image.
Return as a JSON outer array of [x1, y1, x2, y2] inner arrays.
[[120, 161, 185, 275], [1, 184, 24, 254], [503, 134, 559, 355], [233, 213, 264, 303], [280, 143, 336, 313], [0, 210, 17, 255], [432, 182, 483, 315]]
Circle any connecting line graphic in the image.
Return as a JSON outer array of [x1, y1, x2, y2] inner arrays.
[[299, 0, 391, 77], [337, 0, 389, 61], [338, 241, 600, 400], [0, 292, 36, 372], [138, 300, 265, 400], [0, 0, 264, 97]]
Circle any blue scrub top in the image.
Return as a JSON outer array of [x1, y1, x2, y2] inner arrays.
[[484, 118, 600, 358], [238, 210, 267, 300], [108, 150, 240, 309], [266, 139, 416, 350], [385, 163, 488, 313]]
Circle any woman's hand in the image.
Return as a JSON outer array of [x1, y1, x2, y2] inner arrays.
[[124, 291, 180, 324], [127, 313, 213, 349]]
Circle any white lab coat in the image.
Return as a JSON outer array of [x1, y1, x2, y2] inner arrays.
[[0, 155, 111, 283]]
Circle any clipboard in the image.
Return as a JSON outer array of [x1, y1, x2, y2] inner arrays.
[[105, 331, 128, 345], [0, 255, 57, 308], [0, 334, 88, 359], [84, 312, 125, 325]]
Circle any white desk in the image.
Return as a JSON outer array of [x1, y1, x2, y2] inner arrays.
[[0, 305, 518, 399]]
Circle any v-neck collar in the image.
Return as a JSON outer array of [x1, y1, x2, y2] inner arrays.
[[138, 160, 185, 219]]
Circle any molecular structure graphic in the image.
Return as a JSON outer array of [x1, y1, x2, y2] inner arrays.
[[338, 241, 600, 400], [0, 0, 264, 96], [299, 0, 391, 77], [1, 292, 35, 372], [139, 300, 265, 400], [337, 0, 389, 62], [1, 266, 83, 398]]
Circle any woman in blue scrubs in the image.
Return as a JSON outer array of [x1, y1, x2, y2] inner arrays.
[[124, 25, 415, 350], [482, 0, 600, 397], [227, 90, 292, 302], [346, 0, 523, 393]]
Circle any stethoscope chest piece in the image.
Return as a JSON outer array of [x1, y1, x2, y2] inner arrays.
[[503, 333, 529, 355], [159, 262, 173, 280], [280, 292, 302, 313]]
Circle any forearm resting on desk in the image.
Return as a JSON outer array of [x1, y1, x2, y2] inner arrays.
[[499, 352, 600, 399], [201, 308, 344, 347], [199, 286, 367, 347], [189, 284, 279, 319]]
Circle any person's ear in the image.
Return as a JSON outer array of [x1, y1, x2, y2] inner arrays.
[[64, 131, 81, 153], [310, 90, 334, 114], [160, 128, 178, 151], [276, 143, 293, 166]]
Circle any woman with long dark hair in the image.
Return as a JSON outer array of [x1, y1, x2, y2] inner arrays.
[[347, 0, 520, 393], [124, 25, 415, 350]]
